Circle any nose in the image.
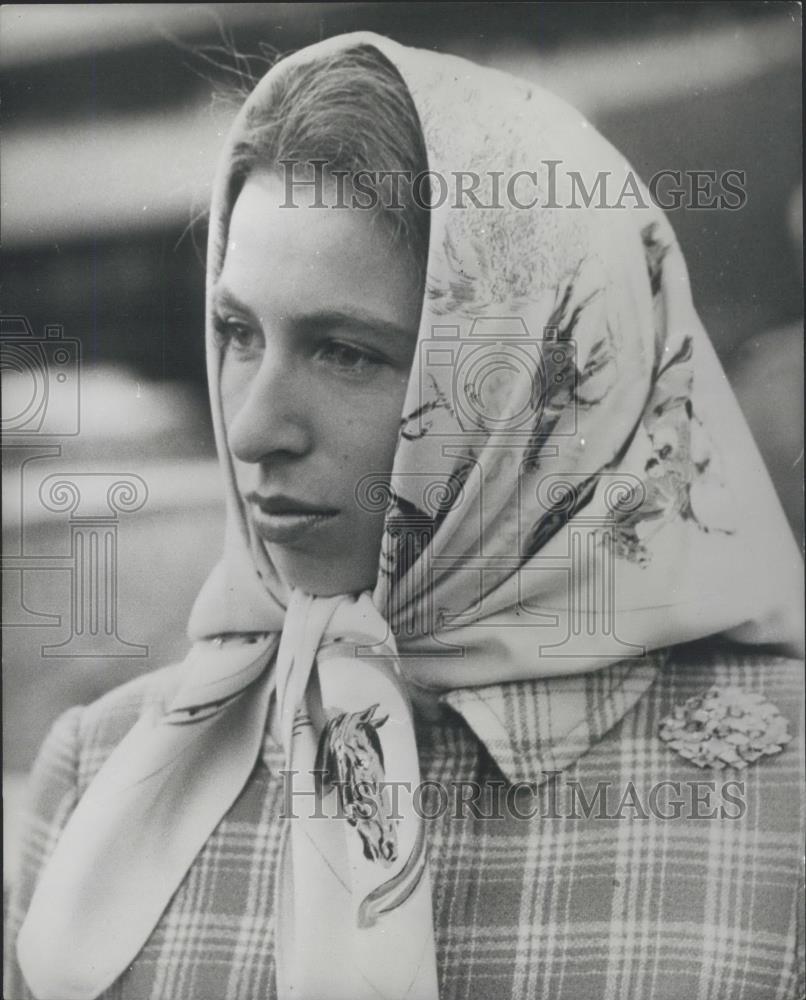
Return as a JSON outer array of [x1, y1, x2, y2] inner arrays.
[[225, 349, 313, 464]]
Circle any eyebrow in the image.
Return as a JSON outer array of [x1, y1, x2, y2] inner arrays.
[[212, 284, 417, 342], [212, 285, 260, 323]]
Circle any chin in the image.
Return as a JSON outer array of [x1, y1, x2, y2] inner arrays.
[[269, 546, 378, 598]]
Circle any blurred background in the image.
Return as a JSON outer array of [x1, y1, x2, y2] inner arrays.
[[2, 2, 802, 875]]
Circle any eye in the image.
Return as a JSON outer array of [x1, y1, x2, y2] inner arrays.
[[316, 340, 385, 375], [213, 313, 262, 359]]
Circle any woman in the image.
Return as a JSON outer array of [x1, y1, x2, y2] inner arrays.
[[5, 31, 804, 1000]]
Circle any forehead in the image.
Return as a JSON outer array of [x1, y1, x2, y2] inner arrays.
[[224, 172, 391, 265], [220, 172, 408, 293], [218, 170, 422, 326]]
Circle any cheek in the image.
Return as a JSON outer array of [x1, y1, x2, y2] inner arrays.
[[218, 357, 250, 428], [339, 380, 409, 483]]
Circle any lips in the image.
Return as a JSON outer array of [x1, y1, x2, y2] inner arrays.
[[245, 492, 339, 544]]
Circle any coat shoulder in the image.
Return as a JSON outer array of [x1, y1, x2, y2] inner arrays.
[[73, 663, 185, 788], [4, 663, 186, 1000]]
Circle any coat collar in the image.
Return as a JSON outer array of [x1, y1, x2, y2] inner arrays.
[[439, 653, 665, 786]]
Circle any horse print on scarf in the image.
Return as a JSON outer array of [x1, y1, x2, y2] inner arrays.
[[315, 704, 398, 866]]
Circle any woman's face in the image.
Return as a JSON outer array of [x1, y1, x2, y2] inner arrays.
[[216, 170, 423, 596]]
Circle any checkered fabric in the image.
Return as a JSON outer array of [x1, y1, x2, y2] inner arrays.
[[4, 643, 804, 1000]]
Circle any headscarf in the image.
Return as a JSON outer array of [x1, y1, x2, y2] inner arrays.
[[18, 31, 802, 1000]]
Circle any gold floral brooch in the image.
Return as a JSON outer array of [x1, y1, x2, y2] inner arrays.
[[659, 685, 792, 769]]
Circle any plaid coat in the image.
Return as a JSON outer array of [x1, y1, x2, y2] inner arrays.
[[4, 641, 804, 1000]]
